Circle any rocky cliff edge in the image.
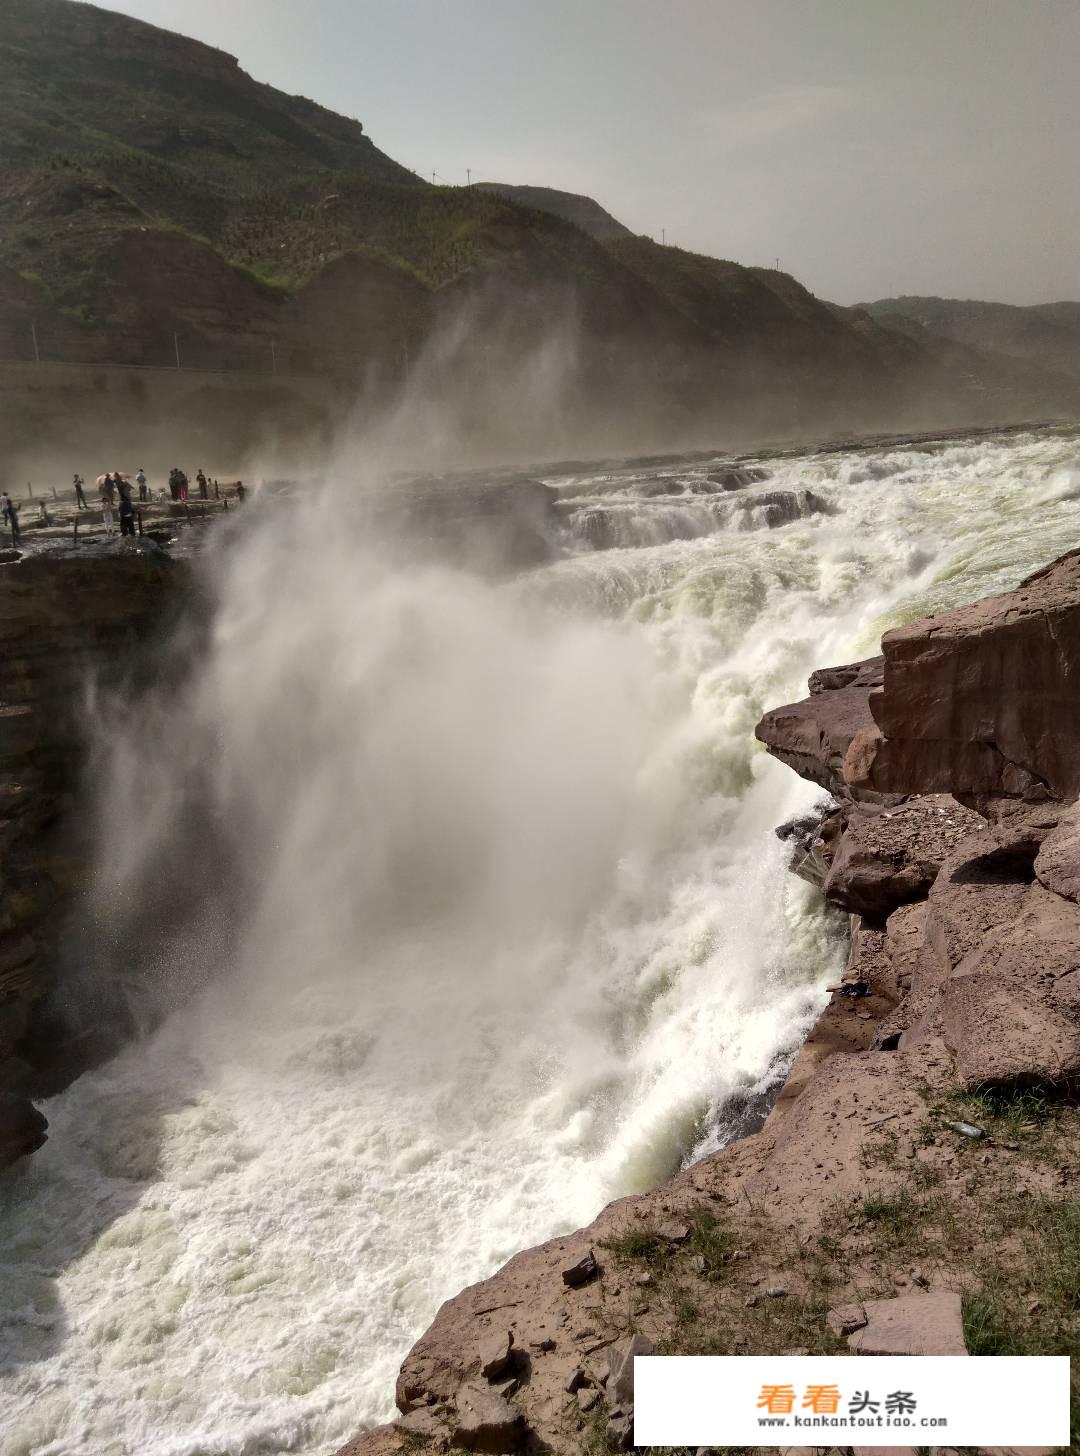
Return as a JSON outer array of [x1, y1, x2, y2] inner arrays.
[[340, 549, 1080, 1455]]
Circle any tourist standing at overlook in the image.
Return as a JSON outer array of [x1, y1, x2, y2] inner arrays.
[[6, 498, 19, 545], [196, 468, 208, 500], [99, 477, 116, 536], [136, 467, 148, 503], [73, 474, 88, 510], [118, 491, 136, 538]]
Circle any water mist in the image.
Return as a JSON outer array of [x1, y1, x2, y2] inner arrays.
[[3, 340, 1076, 1453]]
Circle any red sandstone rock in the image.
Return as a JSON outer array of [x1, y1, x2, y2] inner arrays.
[[751, 1045, 946, 1224], [1034, 801, 1080, 903], [823, 796, 983, 918], [478, 1329, 514, 1381], [939, 882, 1080, 1088], [856, 548, 1080, 805], [453, 1382, 526, 1452], [334, 1425, 409, 1456], [765, 917, 900, 1133], [754, 657, 889, 802], [871, 900, 930, 1048], [826, 1302, 867, 1336], [893, 823, 1039, 1050], [847, 1291, 967, 1355]]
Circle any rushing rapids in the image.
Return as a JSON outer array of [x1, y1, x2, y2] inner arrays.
[[2, 427, 1079, 1456]]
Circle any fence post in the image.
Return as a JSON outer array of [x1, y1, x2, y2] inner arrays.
[[73, 516, 79, 545], [27, 482, 33, 499]]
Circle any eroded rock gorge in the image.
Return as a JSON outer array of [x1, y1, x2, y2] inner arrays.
[[342, 547, 1080, 1455]]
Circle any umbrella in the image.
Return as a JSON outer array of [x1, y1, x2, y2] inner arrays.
[[95, 473, 132, 486]]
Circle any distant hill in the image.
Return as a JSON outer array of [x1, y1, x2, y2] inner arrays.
[[862, 297, 1080, 382], [471, 184, 633, 241], [1, 0, 417, 194], [1, 0, 1077, 439]]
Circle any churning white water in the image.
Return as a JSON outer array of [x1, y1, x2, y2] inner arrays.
[[2, 426, 1079, 1456]]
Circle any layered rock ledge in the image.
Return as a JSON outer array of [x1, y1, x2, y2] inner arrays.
[[340, 549, 1080, 1455]]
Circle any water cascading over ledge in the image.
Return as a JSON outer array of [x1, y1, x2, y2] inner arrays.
[[4, 426, 1080, 1456]]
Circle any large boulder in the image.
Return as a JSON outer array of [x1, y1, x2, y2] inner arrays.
[[605, 1333, 657, 1408], [896, 822, 1043, 1049], [848, 1292, 967, 1356], [453, 1381, 526, 1453], [939, 881, 1080, 1088], [850, 548, 1080, 807], [705, 466, 770, 491], [755, 657, 888, 802], [735, 488, 830, 529]]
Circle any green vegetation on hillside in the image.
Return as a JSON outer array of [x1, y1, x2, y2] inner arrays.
[[471, 182, 633, 241], [1, 0, 1077, 425], [863, 295, 1080, 381]]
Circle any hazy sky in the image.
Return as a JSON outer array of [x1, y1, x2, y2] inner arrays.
[[100, 0, 1078, 305]]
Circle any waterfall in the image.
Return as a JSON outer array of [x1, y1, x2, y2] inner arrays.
[[2, 425, 1078, 1455]]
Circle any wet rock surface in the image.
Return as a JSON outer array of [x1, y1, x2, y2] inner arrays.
[[0, 551, 192, 1164], [0, 1090, 48, 1164], [734, 487, 831, 528], [704, 465, 770, 491]]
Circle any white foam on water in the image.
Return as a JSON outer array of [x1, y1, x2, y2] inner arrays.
[[1, 427, 1078, 1456]]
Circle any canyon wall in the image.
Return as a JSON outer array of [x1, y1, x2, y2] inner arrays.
[[0, 549, 193, 1165]]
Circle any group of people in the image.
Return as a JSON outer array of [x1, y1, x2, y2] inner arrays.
[[0, 469, 251, 546], [68, 466, 247, 538], [94, 470, 140, 537], [167, 468, 220, 502]]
